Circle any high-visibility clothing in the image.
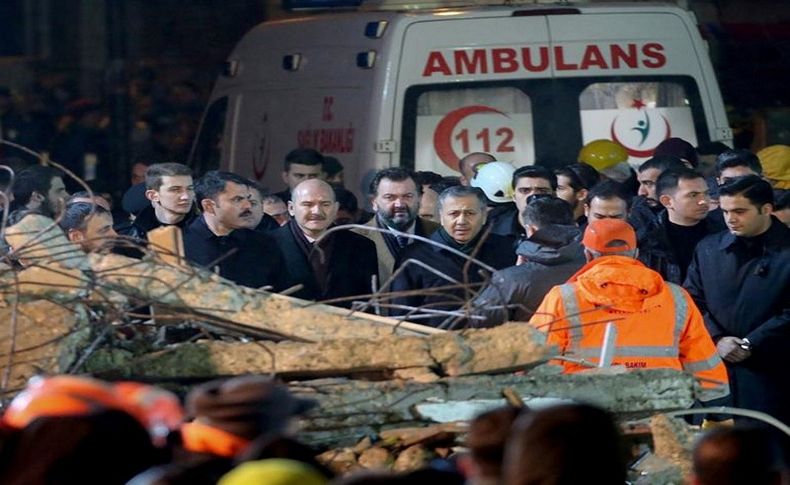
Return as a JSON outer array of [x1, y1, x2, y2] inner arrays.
[[529, 256, 729, 402], [180, 421, 251, 458]]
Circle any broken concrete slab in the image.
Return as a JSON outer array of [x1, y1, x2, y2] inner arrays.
[[84, 322, 554, 380], [289, 369, 696, 447], [0, 300, 89, 395]]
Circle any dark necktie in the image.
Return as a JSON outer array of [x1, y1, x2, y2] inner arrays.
[[396, 234, 409, 248]]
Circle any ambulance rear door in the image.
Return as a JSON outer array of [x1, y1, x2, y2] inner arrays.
[[546, 6, 731, 167], [395, 11, 551, 176]]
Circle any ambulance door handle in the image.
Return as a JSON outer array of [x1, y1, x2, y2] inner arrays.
[[375, 139, 397, 153]]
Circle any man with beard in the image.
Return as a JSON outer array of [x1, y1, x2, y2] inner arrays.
[[355, 168, 439, 287], [389, 186, 514, 327], [628, 155, 686, 239], [11, 165, 68, 218], [183, 171, 284, 289], [273, 179, 377, 307]]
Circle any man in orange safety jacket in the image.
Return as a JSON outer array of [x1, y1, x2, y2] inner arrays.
[[529, 218, 729, 403]]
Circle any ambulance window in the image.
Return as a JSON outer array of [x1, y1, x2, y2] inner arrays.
[[579, 82, 698, 164], [410, 87, 534, 176], [190, 97, 228, 176]]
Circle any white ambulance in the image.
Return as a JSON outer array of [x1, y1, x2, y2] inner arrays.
[[189, 0, 732, 198]]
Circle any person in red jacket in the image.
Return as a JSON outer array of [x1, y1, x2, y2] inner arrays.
[[529, 218, 729, 404]]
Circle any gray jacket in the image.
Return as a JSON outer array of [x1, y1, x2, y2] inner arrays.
[[470, 224, 586, 327]]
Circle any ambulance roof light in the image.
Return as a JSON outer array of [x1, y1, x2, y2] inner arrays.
[[360, 0, 690, 11]]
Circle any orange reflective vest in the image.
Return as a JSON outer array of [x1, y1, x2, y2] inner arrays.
[[529, 256, 729, 402], [180, 421, 251, 458]]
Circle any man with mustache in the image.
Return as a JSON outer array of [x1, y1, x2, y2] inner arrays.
[[637, 168, 722, 284], [183, 171, 285, 289], [272, 179, 377, 307], [389, 186, 514, 327], [354, 168, 439, 288]]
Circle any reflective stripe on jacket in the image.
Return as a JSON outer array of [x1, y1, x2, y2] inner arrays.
[[529, 256, 729, 402]]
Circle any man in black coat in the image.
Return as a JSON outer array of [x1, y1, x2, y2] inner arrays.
[[272, 179, 377, 307], [685, 176, 790, 425], [628, 155, 687, 240], [638, 168, 724, 285], [183, 171, 285, 290], [470, 196, 585, 327], [122, 162, 197, 240], [390, 185, 514, 328]]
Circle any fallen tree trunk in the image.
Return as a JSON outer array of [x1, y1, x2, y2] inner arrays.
[[85, 322, 554, 379], [288, 369, 697, 446]]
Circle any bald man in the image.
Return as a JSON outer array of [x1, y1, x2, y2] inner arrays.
[[271, 179, 378, 307], [459, 152, 495, 186]]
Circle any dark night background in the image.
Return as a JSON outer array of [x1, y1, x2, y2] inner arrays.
[[1, 0, 789, 197]]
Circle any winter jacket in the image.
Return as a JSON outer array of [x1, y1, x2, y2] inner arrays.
[[390, 230, 514, 327], [684, 218, 790, 423], [470, 224, 585, 326], [530, 256, 729, 403]]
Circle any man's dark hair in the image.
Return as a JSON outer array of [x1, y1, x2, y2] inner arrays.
[[504, 404, 626, 485], [11, 165, 61, 209], [283, 148, 323, 172], [437, 185, 487, 213], [554, 163, 599, 192], [245, 180, 266, 200], [654, 137, 698, 167], [58, 202, 110, 233], [692, 426, 787, 485], [334, 187, 359, 213], [413, 171, 443, 187], [774, 189, 790, 211], [718, 175, 774, 208], [585, 180, 629, 207], [323, 156, 343, 177], [656, 168, 706, 198], [466, 406, 522, 479], [696, 141, 730, 157], [638, 155, 687, 174], [145, 163, 192, 191], [715, 149, 763, 177], [429, 176, 462, 195], [522, 196, 574, 228], [368, 167, 418, 195], [512, 165, 558, 191], [195, 171, 251, 203]]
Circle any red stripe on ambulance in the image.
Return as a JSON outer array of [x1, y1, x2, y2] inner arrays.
[[422, 43, 666, 77]]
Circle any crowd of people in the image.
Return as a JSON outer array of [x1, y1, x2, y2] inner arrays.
[[0, 135, 789, 482]]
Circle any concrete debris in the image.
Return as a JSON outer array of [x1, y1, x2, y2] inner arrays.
[[85, 322, 554, 380], [649, 414, 696, 478]]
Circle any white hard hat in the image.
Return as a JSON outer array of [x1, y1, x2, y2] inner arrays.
[[471, 161, 515, 203]]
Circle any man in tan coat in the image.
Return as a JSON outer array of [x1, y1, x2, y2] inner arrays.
[[355, 168, 439, 289]]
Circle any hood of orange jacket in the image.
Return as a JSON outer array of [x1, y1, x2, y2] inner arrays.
[[568, 256, 665, 313]]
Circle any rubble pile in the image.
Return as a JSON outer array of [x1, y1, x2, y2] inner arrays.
[[0, 215, 703, 478]]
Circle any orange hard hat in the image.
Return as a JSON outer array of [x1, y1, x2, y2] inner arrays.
[[114, 381, 185, 433]]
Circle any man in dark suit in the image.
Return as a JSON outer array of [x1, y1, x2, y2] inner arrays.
[[183, 171, 284, 290], [390, 185, 514, 328], [354, 168, 439, 288], [272, 179, 378, 307]]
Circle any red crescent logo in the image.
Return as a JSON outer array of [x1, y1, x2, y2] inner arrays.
[[433, 105, 506, 169], [610, 115, 672, 158]]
